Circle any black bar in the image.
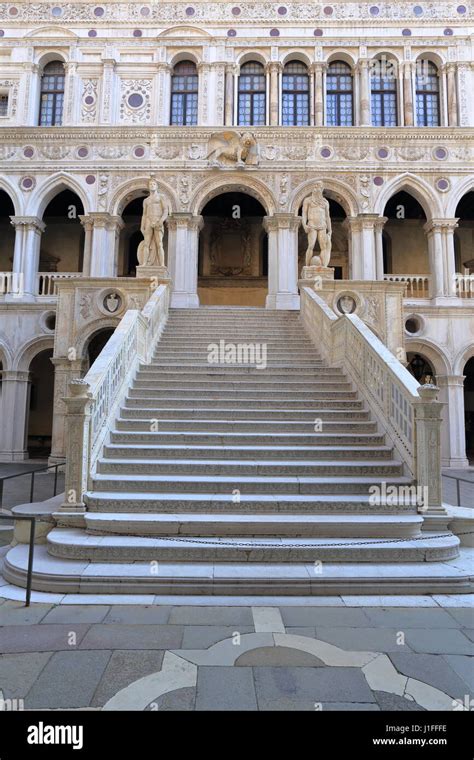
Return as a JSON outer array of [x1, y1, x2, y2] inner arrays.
[[53, 464, 58, 496], [29, 470, 35, 503], [25, 517, 35, 607]]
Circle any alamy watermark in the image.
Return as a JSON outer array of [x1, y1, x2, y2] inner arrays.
[[369, 483, 429, 511], [207, 340, 267, 370]]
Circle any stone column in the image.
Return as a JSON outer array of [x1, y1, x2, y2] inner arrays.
[[224, 64, 235, 126], [374, 216, 387, 280], [0, 370, 30, 461], [442, 218, 459, 297], [358, 59, 371, 126], [8, 216, 45, 300], [267, 62, 280, 126], [79, 215, 94, 276], [7, 216, 26, 297], [49, 358, 85, 465], [168, 213, 203, 308], [356, 215, 378, 279], [446, 63, 459, 127], [403, 62, 414, 126], [156, 63, 171, 125], [437, 375, 469, 468], [424, 220, 445, 298], [89, 213, 124, 277], [309, 65, 315, 126], [313, 62, 325, 127], [264, 214, 300, 310], [343, 217, 361, 280]]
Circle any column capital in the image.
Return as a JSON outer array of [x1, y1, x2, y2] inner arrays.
[[436, 374, 466, 388], [10, 215, 45, 232], [424, 218, 458, 234], [1, 370, 31, 382], [167, 212, 203, 231], [310, 61, 327, 73], [265, 61, 282, 74], [86, 212, 124, 231], [225, 63, 238, 75], [78, 214, 95, 232], [156, 62, 172, 73], [263, 213, 301, 232], [374, 215, 388, 230]]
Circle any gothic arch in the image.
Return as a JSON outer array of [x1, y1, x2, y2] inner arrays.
[[27, 173, 91, 218], [374, 174, 442, 220], [0, 177, 22, 215], [446, 178, 474, 217], [289, 177, 359, 218], [110, 177, 178, 217], [0, 339, 13, 371], [454, 343, 474, 376], [14, 336, 55, 372], [191, 175, 276, 216]]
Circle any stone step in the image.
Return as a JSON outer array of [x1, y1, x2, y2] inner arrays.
[[109, 430, 385, 446], [120, 399, 366, 412], [83, 491, 419, 514], [46, 528, 459, 563], [115, 417, 377, 432], [102, 443, 394, 461], [150, 359, 324, 366], [130, 381, 355, 393], [141, 364, 337, 374], [6, 544, 470, 596], [91, 473, 411, 494], [123, 388, 360, 401], [81, 513, 423, 539]]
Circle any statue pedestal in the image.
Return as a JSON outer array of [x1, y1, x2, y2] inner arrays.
[[136, 265, 171, 285], [300, 266, 335, 283]]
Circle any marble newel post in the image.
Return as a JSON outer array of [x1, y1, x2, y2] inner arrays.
[[264, 214, 300, 310], [168, 214, 203, 308]]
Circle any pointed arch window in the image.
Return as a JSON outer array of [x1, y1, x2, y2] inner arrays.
[[39, 61, 65, 126], [416, 60, 440, 126], [282, 61, 309, 126], [326, 61, 353, 126], [170, 60, 198, 126], [238, 61, 266, 126]]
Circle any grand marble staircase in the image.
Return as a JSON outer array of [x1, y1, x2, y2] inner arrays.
[[5, 307, 469, 595]]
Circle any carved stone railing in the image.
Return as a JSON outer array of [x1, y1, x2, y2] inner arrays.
[[36, 272, 83, 297], [300, 286, 445, 514], [383, 274, 430, 299], [455, 274, 474, 298], [60, 283, 170, 511]]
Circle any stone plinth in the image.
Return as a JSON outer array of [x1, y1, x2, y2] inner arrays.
[[300, 266, 335, 282], [136, 265, 171, 285]]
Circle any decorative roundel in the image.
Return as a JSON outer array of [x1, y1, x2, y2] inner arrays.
[[227, 29, 237, 37], [133, 146, 146, 158], [133, 29, 142, 37], [77, 146, 89, 158], [323, 6, 334, 15], [185, 7, 195, 16], [314, 28, 324, 36], [140, 6, 151, 16], [377, 147, 389, 159], [278, 6, 287, 15], [93, 6, 105, 17], [88, 29, 97, 37], [369, 6, 380, 15], [436, 178, 450, 192], [320, 147, 332, 158], [457, 5, 467, 13], [23, 146, 35, 158], [128, 93, 144, 108], [402, 28, 412, 36], [84, 95, 95, 106], [231, 6, 241, 15], [20, 176, 35, 191], [8, 7, 18, 16], [0, 30, 4, 37], [269, 28, 280, 36], [51, 6, 62, 16], [85, 175, 96, 185], [373, 176, 384, 186], [413, 5, 423, 15], [434, 147, 448, 160], [443, 28, 454, 36]]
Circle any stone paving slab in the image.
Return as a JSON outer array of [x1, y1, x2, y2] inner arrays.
[[181, 625, 254, 649], [0, 602, 53, 625], [0, 652, 52, 699], [403, 628, 474, 655], [102, 605, 172, 625], [363, 608, 465, 629], [79, 624, 184, 651], [374, 691, 426, 711], [389, 652, 472, 699], [445, 608, 474, 627], [280, 607, 371, 627], [253, 666, 375, 708], [314, 627, 414, 653], [442, 655, 474, 692], [196, 666, 257, 710], [91, 650, 165, 707], [168, 606, 254, 626], [25, 650, 111, 709], [41, 605, 111, 625], [0, 624, 90, 653]]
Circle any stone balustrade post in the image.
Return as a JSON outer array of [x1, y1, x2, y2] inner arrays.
[[414, 384, 445, 515], [60, 379, 92, 512]]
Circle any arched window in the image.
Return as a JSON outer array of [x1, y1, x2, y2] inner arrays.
[[416, 60, 440, 126], [39, 61, 65, 126], [238, 61, 266, 126], [282, 61, 309, 126], [326, 61, 353, 126], [170, 61, 198, 126], [370, 59, 398, 126]]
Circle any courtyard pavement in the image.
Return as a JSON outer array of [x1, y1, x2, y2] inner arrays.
[[0, 597, 472, 711]]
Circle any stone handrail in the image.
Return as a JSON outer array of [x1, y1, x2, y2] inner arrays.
[[61, 283, 170, 511], [383, 274, 430, 298], [300, 286, 444, 513]]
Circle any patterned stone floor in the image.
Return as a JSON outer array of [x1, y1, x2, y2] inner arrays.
[[0, 599, 472, 711]]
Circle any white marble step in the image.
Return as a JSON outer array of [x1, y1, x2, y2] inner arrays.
[[95, 457, 404, 477], [82, 512, 423, 539], [115, 418, 378, 433], [91, 473, 413, 495], [102, 443, 394, 461], [46, 528, 460, 563], [83, 491, 419, 514], [119, 399, 366, 411], [109, 430, 382, 445]]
